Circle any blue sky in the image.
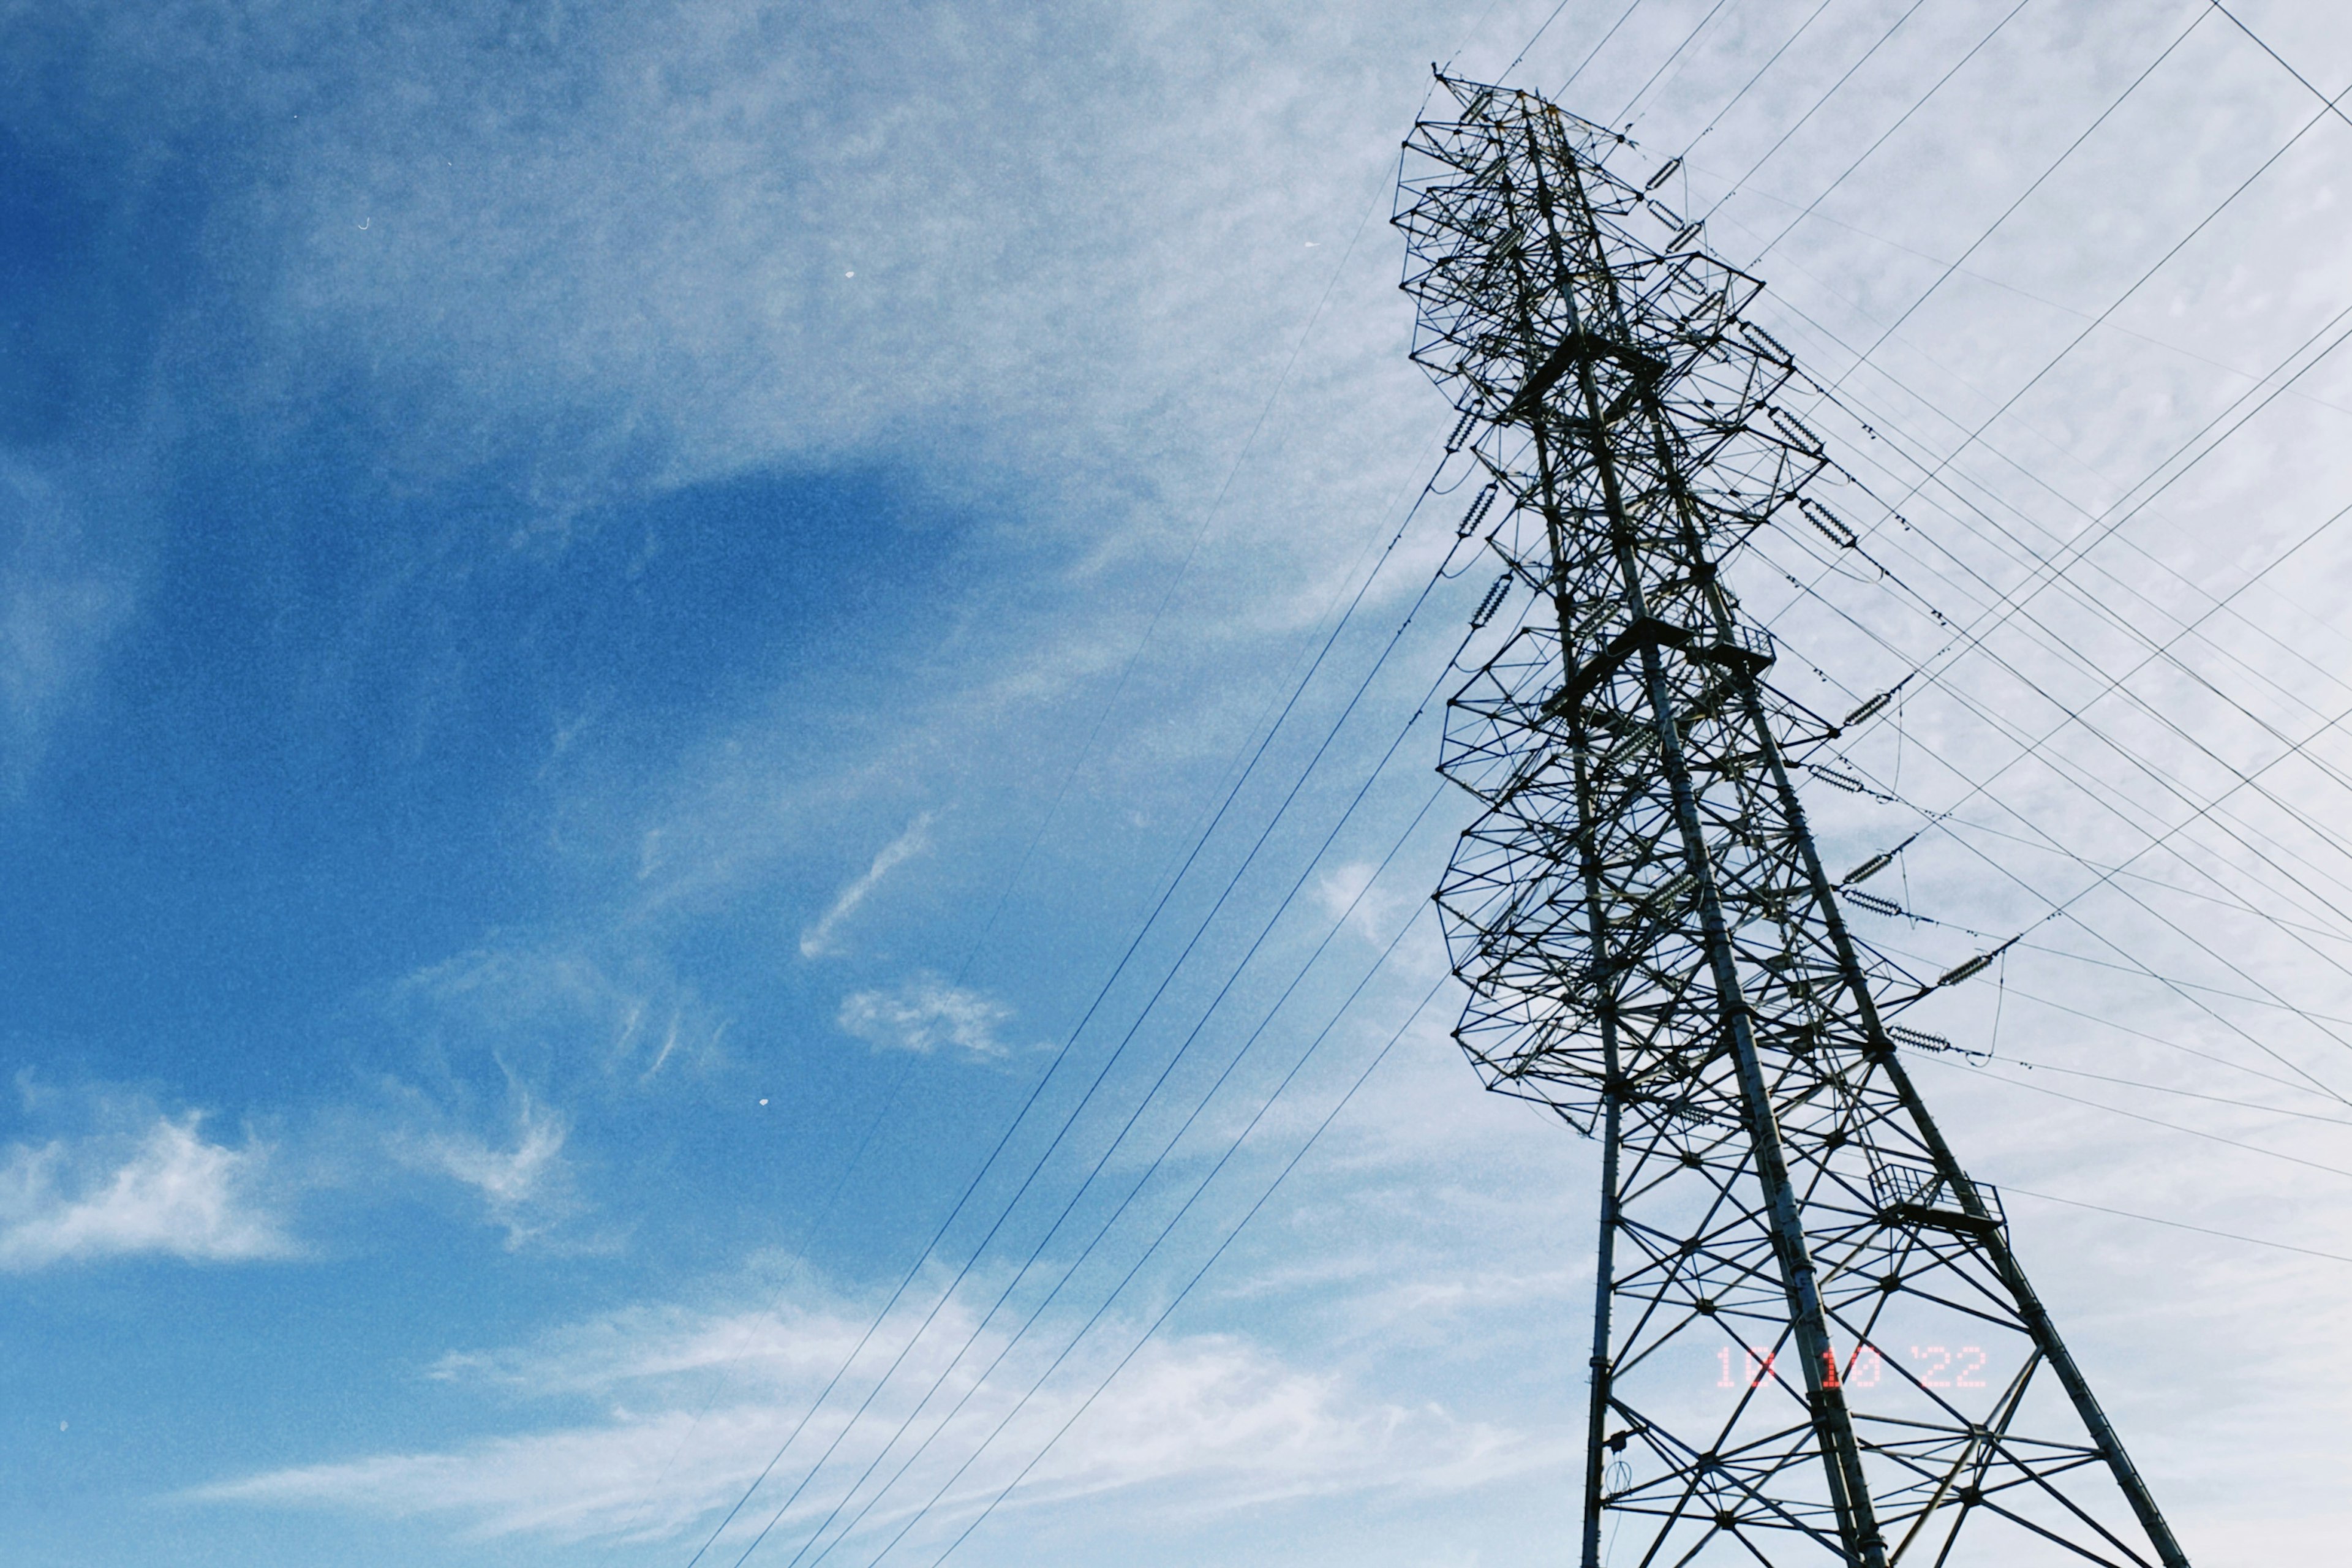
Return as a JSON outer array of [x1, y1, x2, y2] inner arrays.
[[4, 2, 2351, 1564]]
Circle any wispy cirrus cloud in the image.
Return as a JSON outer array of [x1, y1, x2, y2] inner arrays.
[[799, 812, 935, 959], [0, 1110, 293, 1270], [0, 450, 144, 790], [385, 943, 728, 1089], [390, 1082, 579, 1250], [190, 1278, 1552, 1548], [836, 972, 1014, 1058]]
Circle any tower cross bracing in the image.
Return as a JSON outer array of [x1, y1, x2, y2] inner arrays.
[[1396, 75, 2190, 1568]]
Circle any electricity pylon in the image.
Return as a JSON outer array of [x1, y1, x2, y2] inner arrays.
[[1396, 76, 2188, 1567]]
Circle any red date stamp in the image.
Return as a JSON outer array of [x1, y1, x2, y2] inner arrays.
[[1716, 1344, 1985, 1389]]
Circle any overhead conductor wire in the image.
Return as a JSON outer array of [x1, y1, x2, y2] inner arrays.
[[902, 970, 1450, 1568], [701, 10, 2352, 1558], [681, 3, 1562, 1552], [1586, 0, 2352, 1202], [1760, 319, 2352, 1028], [1755, 535, 2352, 1106], [1592, 20, 2352, 1117], [1697, 113, 2352, 984], [720, 609, 1467, 1566], [759, 558, 1507, 1568], [1656, 184, 2352, 1090], [683, 453, 1468, 1568], [788, 880, 1442, 1568], [635, 104, 1433, 1534], [676, 154, 1471, 1567], [1858, 51, 2352, 523], [686, 366, 1516, 1566]]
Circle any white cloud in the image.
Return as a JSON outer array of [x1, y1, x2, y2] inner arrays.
[[799, 812, 935, 959], [15, 4, 2348, 1559], [0, 1112, 292, 1270], [998, 1333, 1536, 1515], [0, 451, 141, 789], [385, 943, 726, 1087], [1313, 859, 1407, 944], [393, 1086, 576, 1249], [837, 973, 1016, 1058], [191, 1279, 1553, 1550]]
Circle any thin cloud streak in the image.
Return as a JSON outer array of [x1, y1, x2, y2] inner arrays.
[[836, 973, 1016, 1058], [190, 1286, 1551, 1548], [801, 812, 936, 959], [392, 1086, 579, 1250]]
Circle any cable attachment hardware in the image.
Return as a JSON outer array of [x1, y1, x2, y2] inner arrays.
[[1843, 690, 1892, 726], [1469, 572, 1512, 630], [1798, 496, 1858, 549], [1807, 764, 1869, 794], [1766, 405, 1828, 456], [1939, 933, 2021, 988], [1937, 953, 1994, 987], [1735, 320, 1796, 366], [1841, 851, 1894, 886], [1458, 482, 1500, 538]]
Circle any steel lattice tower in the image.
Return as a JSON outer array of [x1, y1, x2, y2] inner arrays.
[[1396, 77, 2189, 1567]]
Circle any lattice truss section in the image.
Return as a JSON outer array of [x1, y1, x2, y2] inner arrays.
[[1396, 76, 2189, 1568]]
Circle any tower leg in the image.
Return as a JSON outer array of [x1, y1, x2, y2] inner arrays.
[[1580, 1090, 1619, 1568]]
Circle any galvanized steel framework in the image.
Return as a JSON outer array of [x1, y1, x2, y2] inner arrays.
[[1396, 76, 2188, 1567]]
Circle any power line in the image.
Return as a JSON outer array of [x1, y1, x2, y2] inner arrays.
[[1754, 582, 2352, 1104], [1695, 0, 1933, 222], [913, 969, 1447, 1568], [1797, 1, 2214, 363], [688, 431, 1494, 1562], [1628, 13, 2352, 917], [1864, 62, 2352, 525], [731, 743, 1452, 1566], [1722, 182, 2352, 418], [649, 126, 1449, 1542], [1504, 0, 1579, 79], [2210, 0, 2352, 133], [1671, 0, 1840, 159], [1983, 1055, 2352, 1128], [1742, 0, 2041, 263], [1698, 236, 2352, 1007], [1913, 1053, 2352, 1182], [678, 16, 1564, 1545], [1775, 413, 2352, 997], [1766, 239, 2352, 706], [1554, 0, 1655, 98], [1766, 481, 2352, 957], [1610, 0, 1743, 128], [1726, 505, 2352, 1101], [1993, 978, 2352, 1105], [2000, 1184, 2352, 1267], [680, 460, 1465, 1566], [1951, 818, 2352, 951], [682, 550, 1449, 1561], [1722, 179, 2352, 736], [1744, 484, 2352, 1031], [1792, 273, 2352, 733], [789, 883, 1442, 1568]]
